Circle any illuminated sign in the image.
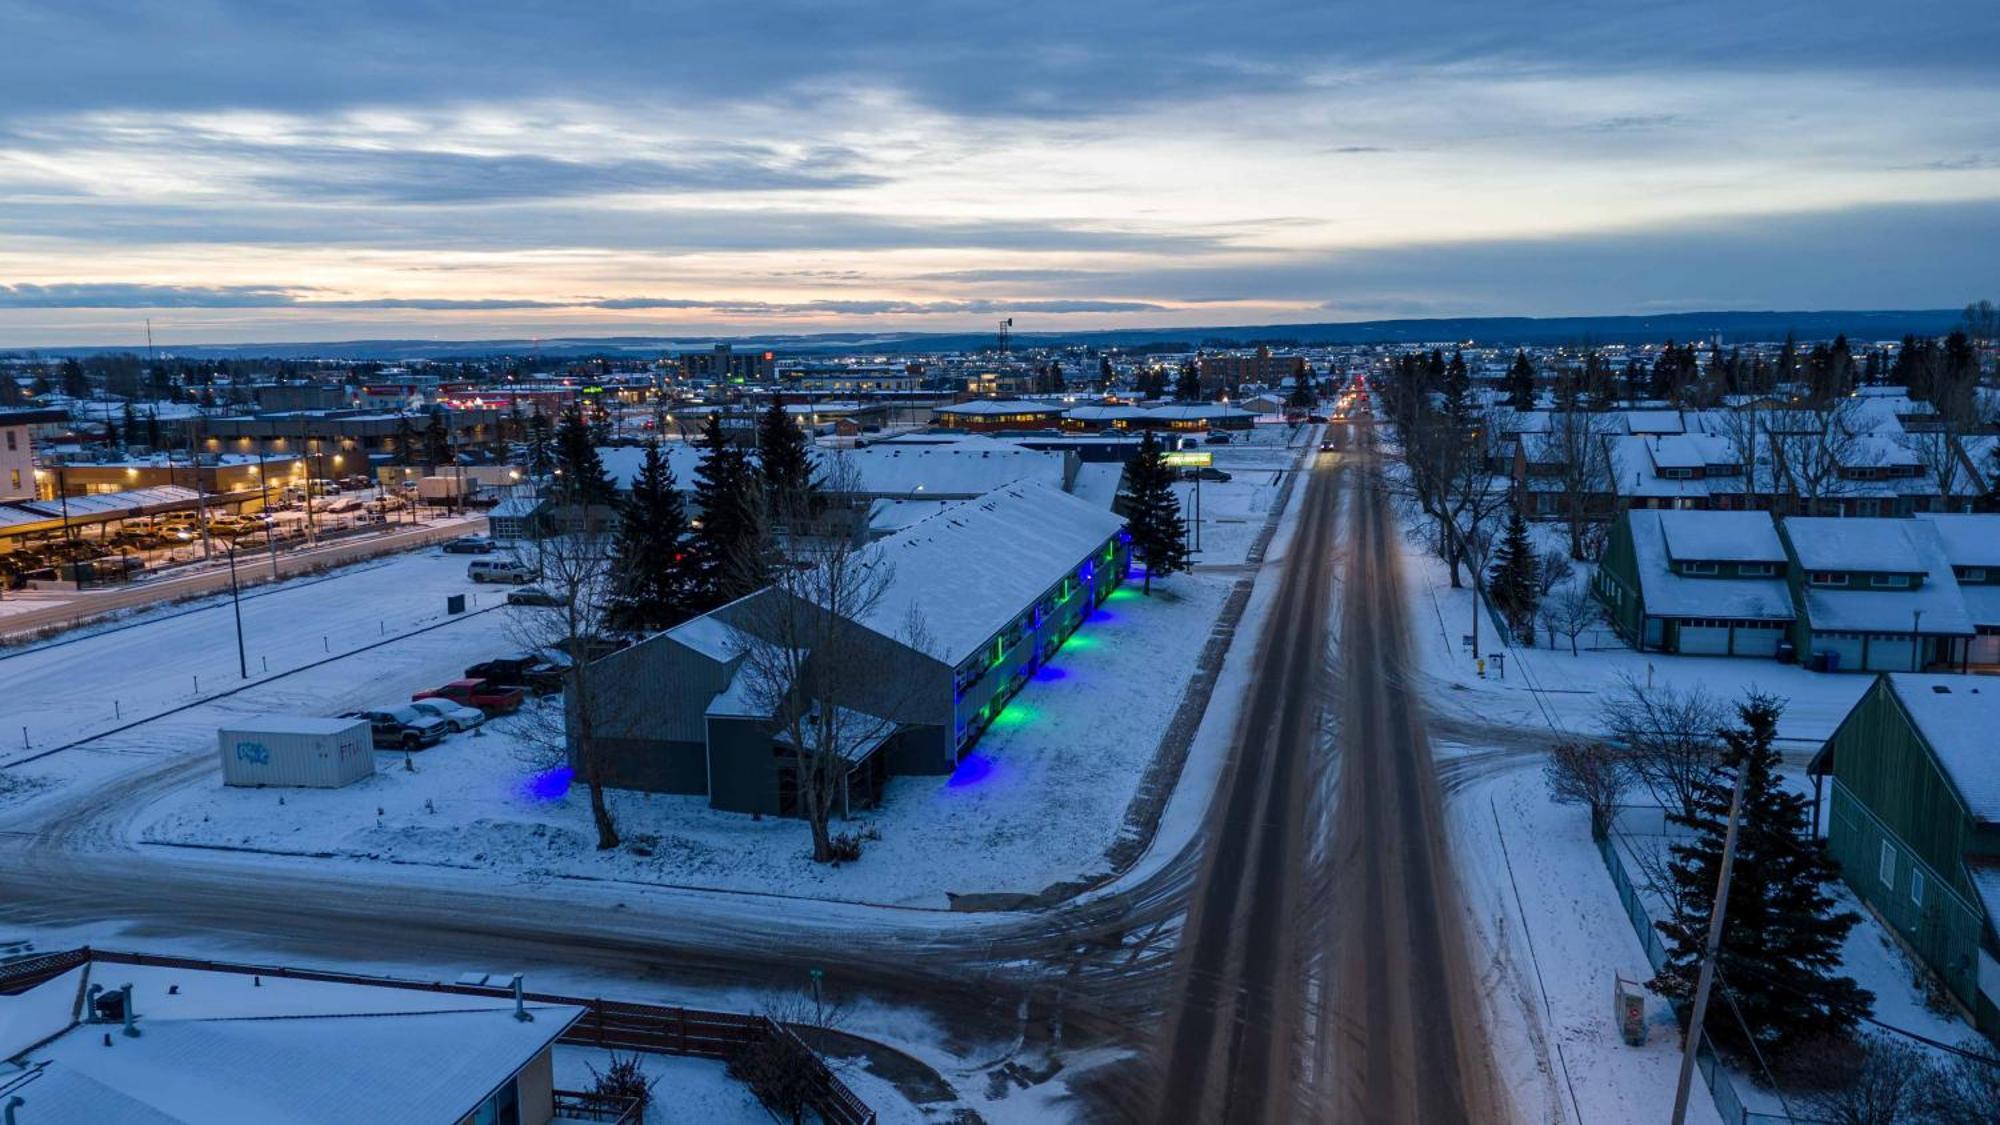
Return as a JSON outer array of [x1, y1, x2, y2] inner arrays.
[[1163, 451, 1213, 468]]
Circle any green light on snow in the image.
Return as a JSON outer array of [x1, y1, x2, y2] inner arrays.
[[989, 702, 1037, 730], [1061, 632, 1099, 652], [1106, 587, 1138, 603]]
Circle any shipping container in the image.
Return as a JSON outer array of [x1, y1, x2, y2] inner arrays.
[[217, 716, 375, 789]]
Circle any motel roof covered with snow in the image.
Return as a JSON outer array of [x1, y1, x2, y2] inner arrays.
[[0, 959, 580, 1125], [847, 480, 1126, 665], [1656, 509, 1786, 565], [598, 440, 1069, 500]]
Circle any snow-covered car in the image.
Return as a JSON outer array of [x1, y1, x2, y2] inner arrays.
[[506, 585, 565, 607], [441, 535, 495, 554], [405, 698, 485, 733]]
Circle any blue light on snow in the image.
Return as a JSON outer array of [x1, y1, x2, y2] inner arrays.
[[947, 754, 995, 788], [523, 766, 574, 801], [1034, 665, 1068, 682]]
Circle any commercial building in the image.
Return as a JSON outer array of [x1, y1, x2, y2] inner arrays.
[[1198, 346, 1307, 394], [0, 954, 581, 1124], [574, 481, 1130, 815], [931, 399, 1067, 432], [1810, 674, 2000, 1041]]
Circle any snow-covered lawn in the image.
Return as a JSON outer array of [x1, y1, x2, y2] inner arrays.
[[133, 570, 1235, 908], [552, 1046, 767, 1124], [1397, 519, 1872, 747]]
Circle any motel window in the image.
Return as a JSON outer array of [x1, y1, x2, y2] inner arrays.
[[1739, 563, 1774, 577], [1877, 841, 1897, 889], [1869, 574, 1911, 589], [1910, 866, 1926, 908], [1809, 572, 1848, 587], [1963, 568, 1987, 583], [1680, 562, 1718, 576]]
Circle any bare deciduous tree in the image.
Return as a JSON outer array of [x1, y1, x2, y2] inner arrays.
[[1767, 400, 1865, 515], [1536, 581, 1602, 655], [506, 505, 623, 849], [736, 470, 932, 862], [1542, 409, 1613, 559], [1535, 549, 1575, 598], [1795, 1035, 1930, 1125], [1543, 739, 1628, 838], [1597, 672, 1726, 819]]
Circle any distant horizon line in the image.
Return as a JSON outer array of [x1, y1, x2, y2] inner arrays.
[[0, 306, 1977, 358]]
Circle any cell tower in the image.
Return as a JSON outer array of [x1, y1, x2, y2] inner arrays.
[[997, 317, 1012, 355]]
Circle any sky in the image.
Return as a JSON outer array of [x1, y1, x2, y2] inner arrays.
[[0, 1, 1996, 347]]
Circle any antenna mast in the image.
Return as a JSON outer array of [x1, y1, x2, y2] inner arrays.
[[997, 317, 1012, 356]]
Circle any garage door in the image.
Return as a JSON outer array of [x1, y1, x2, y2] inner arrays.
[[1970, 632, 2000, 666], [1731, 626, 1782, 658], [1677, 625, 1732, 655], [1865, 637, 1915, 672], [1813, 634, 1866, 671]]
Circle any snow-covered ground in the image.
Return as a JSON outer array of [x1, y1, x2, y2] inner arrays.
[[552, 1046, 769, 1124], [136, 573, 1235, 908], [1390, 490, 1983, 1124]]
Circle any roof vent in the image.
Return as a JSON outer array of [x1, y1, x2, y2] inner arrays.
[[1932, 685, 1952, 694]]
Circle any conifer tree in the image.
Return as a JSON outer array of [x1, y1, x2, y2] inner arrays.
[[605, 442, 697, 634], [689, 411, 770, 608], [1118, 431, 1190, 594], [756, 398, 820, 522], [1485, 506, 1540, 639], [1442, 348, 1470, 416], [1173, 360, 1203, 403], [423, 411, 452, 474], [1651, 694, 1872, 1056], [1504, 350, 1537, 411], [553, 407, 617, 506]]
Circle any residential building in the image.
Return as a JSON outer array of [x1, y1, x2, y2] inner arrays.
[[1197, 345, 1306, 394], [1594, 509, 1794, 656], [682, 344, 777, 384], [1780, 517, 1975, 672], [1810, 674, 2000, 1042], [0, 407, 65, 501], [573, 481, 1130, 816]]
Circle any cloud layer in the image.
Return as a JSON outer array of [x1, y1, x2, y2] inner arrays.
[[0, 0, 1996, 344]]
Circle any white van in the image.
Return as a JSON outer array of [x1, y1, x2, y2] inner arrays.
[[467, 559, 535, 584]]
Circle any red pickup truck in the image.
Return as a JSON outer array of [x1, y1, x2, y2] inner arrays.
[[413, 678, 526, 715]]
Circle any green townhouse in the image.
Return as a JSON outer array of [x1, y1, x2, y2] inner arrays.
[[1810, 674, 2000, 1041], [1597, 509, 2000, 672]]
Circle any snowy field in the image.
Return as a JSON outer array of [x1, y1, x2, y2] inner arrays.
[[135, 573, 1235, 908]]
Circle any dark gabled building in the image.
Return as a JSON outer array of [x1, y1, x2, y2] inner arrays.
[[573, 481, 1131, 816], [1593, 509, 1794, 656], [1810, 674, 2000, 1042]]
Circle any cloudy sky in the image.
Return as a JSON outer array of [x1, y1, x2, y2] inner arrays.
[[1, 1, 1996, 346]]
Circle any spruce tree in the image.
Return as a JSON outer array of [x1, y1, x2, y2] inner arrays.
[[1118, 431, 1190, 594], [689, 411, 771, 608], [1651, 695, 1872, 1056], [1504, 350, 1537, 411], [756, 398, 820, 522], [1485, 506, 1540, 639], [606, 443, 697, 634], [524, 412, 555, 479], [423, 411, 452, 474], [1173, 360, 1203, 403], [553, 407, 617, 506]]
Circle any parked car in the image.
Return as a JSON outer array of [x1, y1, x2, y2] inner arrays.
[[466, 653, 566, 695], [506, 585, 564, 607], [1203, 433, 1232, 445], [414, 678, 526, 715], [441, 535, 496, 554], [1181, 467, 1233, 482], [344, 708, 449, 750], [406, 698, 486, 733], [467, 559, 535, 584]]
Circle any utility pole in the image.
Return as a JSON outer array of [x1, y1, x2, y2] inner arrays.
[[225, 542, 248, 679], [186, 419, 212, 563], [1669, 758, 1752, 1125]]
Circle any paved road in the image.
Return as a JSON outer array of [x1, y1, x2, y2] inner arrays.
[[1143, 424, 1506, 1124], [0, 517, 482, 639]]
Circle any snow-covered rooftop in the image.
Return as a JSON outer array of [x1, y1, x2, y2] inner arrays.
[[2, 961, 580, 1125], [597, 442, 1067, 500], [1787, 519, 1974, 635], [1657, 510, 1785, 564], [1913, 513, 2000, 569], [218, 715, 369, 737], [848, 480, 1126, 665], [666, 613, 753, 664], [1628, 511, 1793, 621], [1884, 674, 2000, 822]]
